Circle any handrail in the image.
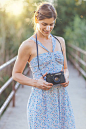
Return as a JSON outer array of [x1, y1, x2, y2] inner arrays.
[[0, 77, 13, 94], [0, 56, 29, 116], [0, 56, 17, 71], [68, 44, 86, 55], [67, 44, 86, 78]]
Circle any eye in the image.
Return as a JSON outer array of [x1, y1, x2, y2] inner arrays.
[[50, 23, 54, 26], [42, 23, 47, 26]]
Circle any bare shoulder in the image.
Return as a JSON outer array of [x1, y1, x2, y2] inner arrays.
[[18, 36, 35, 54], [55, 36, 65, 49]]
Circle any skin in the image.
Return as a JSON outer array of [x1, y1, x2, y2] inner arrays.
[[12, 17, 69, 90]]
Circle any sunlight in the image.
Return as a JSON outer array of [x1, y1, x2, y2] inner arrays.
[[0, 0, 9, 6], [0, 0, 24, 16], [6, 1, 23, 16]]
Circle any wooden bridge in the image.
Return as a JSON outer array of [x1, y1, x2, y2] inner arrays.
[[0, 44, 86, 129]]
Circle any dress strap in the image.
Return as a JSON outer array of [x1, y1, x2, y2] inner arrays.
[[52, 36, 56, 52], [29, 37, 36, 42], [30, 36, 53, 53]]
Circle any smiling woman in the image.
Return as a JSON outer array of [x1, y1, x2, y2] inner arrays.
[[0, 0, 23, 16], [12, 2, 76, 129]]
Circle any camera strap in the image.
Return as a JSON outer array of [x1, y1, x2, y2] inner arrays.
[[36, 33, 44, 78], [51, 34, 63, 55], [51, 34, 64, 70], [36, 33, 64, 76]]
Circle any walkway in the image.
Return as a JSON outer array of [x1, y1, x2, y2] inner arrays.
[[0, 61, 86, 129]]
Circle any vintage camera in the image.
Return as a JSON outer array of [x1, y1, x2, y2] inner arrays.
[[46, 71, 65, 85]]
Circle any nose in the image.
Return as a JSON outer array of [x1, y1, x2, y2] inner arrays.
[[46, 25, 50, 31]]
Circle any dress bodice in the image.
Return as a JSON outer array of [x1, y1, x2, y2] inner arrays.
[[29, 35, 64, 80]]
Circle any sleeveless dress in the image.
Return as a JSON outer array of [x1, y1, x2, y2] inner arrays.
[[27, 35, 76, 129]]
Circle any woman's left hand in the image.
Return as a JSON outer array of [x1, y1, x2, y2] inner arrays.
[[61, 75, 69, 87]]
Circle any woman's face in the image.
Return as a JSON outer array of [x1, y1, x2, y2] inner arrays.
[[37, 17, 55, 36]]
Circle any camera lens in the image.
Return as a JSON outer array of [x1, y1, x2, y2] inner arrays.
[[53, 75, 60, 83], [55, 77, 59, 81]]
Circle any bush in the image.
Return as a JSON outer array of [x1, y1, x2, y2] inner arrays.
[[64, 15, 86, 50]]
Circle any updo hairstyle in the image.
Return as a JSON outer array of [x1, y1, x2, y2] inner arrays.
[[34, 2, 57, 31]]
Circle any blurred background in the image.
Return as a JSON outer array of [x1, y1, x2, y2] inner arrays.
[[0, 0, 86, 120], [0, 0, 86, 65]]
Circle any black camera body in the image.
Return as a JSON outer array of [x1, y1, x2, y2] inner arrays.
[[46, 71, 65, 85]]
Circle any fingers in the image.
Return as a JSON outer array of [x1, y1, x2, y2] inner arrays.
[[42, 85, 52, 90], [40, 72, 47, 79], [45, 82, 53, 86], [41, 81, 53, 90], [61, 81, 69, 87], [43, 72, 47, 77]]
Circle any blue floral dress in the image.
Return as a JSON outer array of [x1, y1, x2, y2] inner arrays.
[[27, 35, 76, 129]]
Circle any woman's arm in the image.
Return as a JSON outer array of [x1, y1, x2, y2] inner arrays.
[[12, 40, 53, 90], [12, 40, 36, 87], [62, 38, 69, 79], [58, 37, 69, 87]]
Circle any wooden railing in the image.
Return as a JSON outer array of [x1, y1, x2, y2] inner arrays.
[[0, 56, 29, 116], [67, 44, 86, 79]]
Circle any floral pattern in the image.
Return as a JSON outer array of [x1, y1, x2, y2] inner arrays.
[[27, 35, 76, 129]]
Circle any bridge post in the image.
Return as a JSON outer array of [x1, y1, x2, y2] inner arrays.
[[78, 51, 81, 76], [85, 56, 86, 88], [22, 85, 24, 88], [12, 81, 15, 107]]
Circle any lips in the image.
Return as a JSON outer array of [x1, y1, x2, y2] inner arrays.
[[44, 31, 50, 34]]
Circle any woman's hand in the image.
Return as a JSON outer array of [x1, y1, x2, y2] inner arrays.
[[35, 72, 53, 90], [61, 75, 69, 87]]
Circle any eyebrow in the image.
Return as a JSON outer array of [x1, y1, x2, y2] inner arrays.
[[42, 22, 55, 24]]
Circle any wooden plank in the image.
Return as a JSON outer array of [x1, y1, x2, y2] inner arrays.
[[67, 44, 86, 55], [79, 67, 86, 77], [68, 54, 86, 77], [69, 57, 79, 68], [0, 67, 29, 95], [0, 56, 17, 71], [0, 67, 29, 115], [0, 91, 14, 115], [15, 82, 20, 91], [0, 82, 20, 116], [68, 50, 86, 66]]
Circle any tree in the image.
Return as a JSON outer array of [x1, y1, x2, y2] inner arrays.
[[52, 0, 86, 37]]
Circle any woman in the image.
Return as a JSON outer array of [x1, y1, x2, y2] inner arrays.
[[12, 2, 76, 129]]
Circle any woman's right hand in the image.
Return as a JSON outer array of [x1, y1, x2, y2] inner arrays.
[[35, 72, 53, 90]]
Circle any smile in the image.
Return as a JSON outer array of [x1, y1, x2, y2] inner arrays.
[[44, 31, 50, 33]]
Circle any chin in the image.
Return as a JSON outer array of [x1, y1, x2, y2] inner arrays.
[[42, 31, 51, 36]]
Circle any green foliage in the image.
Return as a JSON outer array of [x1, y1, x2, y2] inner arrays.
[[0, 0, 86, 63], [53, 0, 77, 36], [52, 0, 86, 38], [64, 15, 86, 50], [0, 0, 47, 66], [0, 74, 9, 87]]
